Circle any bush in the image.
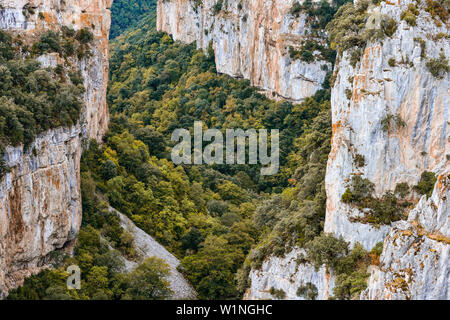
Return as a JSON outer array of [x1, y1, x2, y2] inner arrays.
[[297, 282, 318, 300], [414, 38, 426, 58], [326, 1, 369, 54], [290, 1, 303, 17], [269, 287, 286, 299], [381, 114, 406, 132], [395, 182, 410, 198], [36, 31, 61, 54], [76, 28, 94, 44], [426, 53, 449, 79], [400, 4, 419, 26], [425, 0, 449, 24], [306, 233, 349, 272], [121, 257, 173, 300], [381, 16, 397, 37], [342, 175, 408, 225], [345, 88, 352, 100], [413, 171, 437, 198], [388, 58, 396, 67], [213, 0, 223, 14], [354, 154, 365, 167]]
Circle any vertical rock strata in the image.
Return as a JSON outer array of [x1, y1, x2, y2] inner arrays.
[[0, 0, 112, 297], [326, 0, 448, 299]]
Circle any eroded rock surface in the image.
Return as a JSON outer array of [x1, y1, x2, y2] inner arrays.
[[0, 0, 112, 297], [245, 0, 449, 300]]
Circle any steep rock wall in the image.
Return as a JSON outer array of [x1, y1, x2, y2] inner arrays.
[[326, 0, 449, 299], [362, 174, 449, 299], [246, 0, 448, 300], [0, 0, 112, 298], [245, 248, 334, 300], [157, 0, 330, 102], [325, 0, 448, 250]]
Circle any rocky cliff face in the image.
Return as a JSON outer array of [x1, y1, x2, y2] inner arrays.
[[361, 174, 449, 299], [0, 0, 111, 298], [326, 0, 449, 299], [157, 0, 330, 102], [243, 0, 449, 300]]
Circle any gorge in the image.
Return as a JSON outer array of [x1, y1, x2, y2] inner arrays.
[[0, 0, 448, 300]]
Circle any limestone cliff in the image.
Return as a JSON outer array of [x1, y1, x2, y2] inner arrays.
[[326, 0, 449, 299], [157, 0, 330, 102], [244, 0, 449, 300], [0, 0, 111, 298]]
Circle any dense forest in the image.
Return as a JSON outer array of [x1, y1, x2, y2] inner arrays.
[[110, 0, 157, 39], [7, 0, 394, 300]]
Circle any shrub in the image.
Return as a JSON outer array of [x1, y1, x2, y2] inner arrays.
[[76, 28, 94, 44], [341, 188, 353, 203], [342, 175, 408, 225], [306, 233, 349, 272], [413, 171, 437, 198], [213, 0, 223, 15], [395, 182, 410, 198], [425, 0, 449, 24], [347, 175, 374, 203], [426, 53, 449, 79], [400, 4, 419, 26], [269, 287, 286, 299], [290, 1, 303, 17], [332, 243, 371, 299], [388, 57, 396, 67], [381, 114, 406, 132], [354, 154, 365, 167], [326, 1, 369, 54], [414, 37, 427, 58], [36, 31, 61, 54], [349, 49, 363, 68], [345, 88, 353, 100], [297, 282, 318, 300], [381, 16, 397, 37]]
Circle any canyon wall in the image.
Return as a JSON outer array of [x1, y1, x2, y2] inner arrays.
[[157, 0, 330, 102], [0, 0, 112, 298], [326, 0, 449, 299], [246, 0, 449, 300]]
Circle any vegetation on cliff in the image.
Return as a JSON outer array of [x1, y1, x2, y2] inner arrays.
[[110, 0, 157, 39], [0, 29, 87, 177]]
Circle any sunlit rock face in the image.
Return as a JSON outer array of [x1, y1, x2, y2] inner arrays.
[[245, 248, 335, 300], [325, 0, 448, 250], [361, 175, 449, 300], [326, 0, 449, 299], [157, 0, 331, 102], [0, 0, 112, 298], [245, 0, 449, 300]]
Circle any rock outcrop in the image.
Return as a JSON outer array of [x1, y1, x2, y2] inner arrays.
[[0, 0, 112, 298], [157, 0, 330, 102], [361, 175, 449, 299], [245, 248, 334, 300], [325, 0, 448, 250]]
